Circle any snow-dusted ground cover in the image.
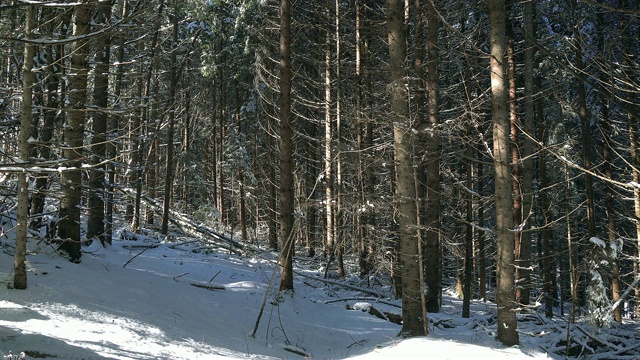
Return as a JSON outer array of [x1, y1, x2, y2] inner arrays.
[[0, 228, 634, 359]]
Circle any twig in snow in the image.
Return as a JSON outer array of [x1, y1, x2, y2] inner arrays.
[[173, 272, 189, 281], [209, 270, 221, 283], [123, 243, 155, 268]]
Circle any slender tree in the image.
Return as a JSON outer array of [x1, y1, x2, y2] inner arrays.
[[424, 0, 442, 313], [161, 4, 180, 235], [15, 5, 37, 289], [88, 0, 114, 246]]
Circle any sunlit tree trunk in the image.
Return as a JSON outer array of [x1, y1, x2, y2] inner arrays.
[[324, 3, 334, 259], [334, 0, 345, 278], [489, 0, 518, 345], [387, 0, 427, 337], [15, 4, 36, 289]]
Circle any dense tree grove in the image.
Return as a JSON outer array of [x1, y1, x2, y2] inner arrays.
[[1, 0, 639, 344]]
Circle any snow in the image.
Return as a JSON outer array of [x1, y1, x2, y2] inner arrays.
[[0, 229, 592, 360]]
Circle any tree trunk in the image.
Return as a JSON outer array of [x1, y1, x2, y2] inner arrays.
[[597, 12, 620, 323], [506, 0, 528, 306], [334, 0, 345, 279], [15, 5, 36, 289], [59, 0, 92, 263], [489, 0, 519, 346], [324, 5, 334, 259], [88, 0, 113, 246], [519, 0, 535, 307], [623, 4, 640, 319], [134, 0, 165, 231], [106, 0, 129, 244], [571, 0, 593, 315], [424, 0, 441, 313], [477, 151, 487, 301], [535, 73, 555, 318], [30, 8, 63, 231], [278, 0, 295, 291], [462, 143, 473, 318], [356, 0, 366, 276], [571, 0, 596, 238], [162, 5, 179, 235], [387, 0, 426, 337]]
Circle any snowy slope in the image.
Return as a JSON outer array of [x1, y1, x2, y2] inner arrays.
[[0, 232, 580, 359]]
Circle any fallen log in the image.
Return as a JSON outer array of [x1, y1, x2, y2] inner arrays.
[[190, 282, 226, 291], [346, 303, 402, 325]]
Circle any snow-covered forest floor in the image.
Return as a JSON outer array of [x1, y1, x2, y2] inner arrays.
[[1, 220, 639, 359]]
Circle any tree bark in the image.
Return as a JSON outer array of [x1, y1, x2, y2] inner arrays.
[[161, 3, 179, 235], [278, 0, 295, 291], [387, 0, 426, 337], [324, 3, 334, 260], [15, 5, 36, 289], [519, 0, 535, 307], [59, 0, 92, 262], [489, 0, 519, 346], [424, 0, 442, 313], [30, 8, 63, 231], [106, 0, 129, 244], [88, 0, 113, 246], [536, 72, 555, 318]]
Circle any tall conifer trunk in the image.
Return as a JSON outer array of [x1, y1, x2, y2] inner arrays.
[[59, 0, 92, 262], [278, 0, 295, 291], [88, 0, 113, 246], [15, 5, 36, 289], [489, 0, 519, 345], [424, 0, 442, 313], [161, 3, 179, 235], [387, 0, 426, 337]]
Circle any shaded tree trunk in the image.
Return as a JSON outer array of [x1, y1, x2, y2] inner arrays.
[[536, 73, 555, 318], [278, 0, 295, 291], [30, 8, 64, 231], [597, 12, 620, 323], [162, 5, 179, 235], [424, 0, 442, 313], [59, 0, 92, 263], [519, 0, 535, 307], [88, 0, 113, 246], [106, 0, 129, 244], [15, 4, 36, 289]]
